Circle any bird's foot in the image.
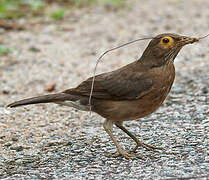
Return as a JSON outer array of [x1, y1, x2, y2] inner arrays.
[[132, 142, 165, 152], [110, 151, 146, 159]]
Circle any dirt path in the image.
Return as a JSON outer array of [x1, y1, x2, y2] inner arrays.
[[0, 0, 209, 179]]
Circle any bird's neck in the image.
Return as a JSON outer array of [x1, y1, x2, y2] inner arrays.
[[138, 48, 168, 68]]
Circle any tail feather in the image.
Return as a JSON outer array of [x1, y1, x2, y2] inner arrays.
[[7, 93, 76, 108]]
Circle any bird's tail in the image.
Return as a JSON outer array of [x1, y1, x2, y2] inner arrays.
[[7, 93, 77, 108]]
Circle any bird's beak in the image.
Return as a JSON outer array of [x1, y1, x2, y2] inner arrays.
[[180, 36, 199, 46]]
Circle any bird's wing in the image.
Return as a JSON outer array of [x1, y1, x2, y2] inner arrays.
[[64, 64, 153, 100]]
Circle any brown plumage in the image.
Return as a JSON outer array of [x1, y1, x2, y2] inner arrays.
[[7, 33, 199, 159]]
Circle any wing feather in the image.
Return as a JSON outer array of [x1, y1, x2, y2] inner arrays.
[[64, 62, 153, 100]]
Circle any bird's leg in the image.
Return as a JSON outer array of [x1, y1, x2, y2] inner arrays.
[[115, 124, 165, 152], [103, 119, 144, 159]]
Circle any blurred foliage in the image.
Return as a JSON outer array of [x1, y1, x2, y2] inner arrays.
[[50, 9, 66, 20], [0, 44, 14, 54], [102, 0, 121, 4], [0, 0, 123, 20], [0, 0, 44, 19]]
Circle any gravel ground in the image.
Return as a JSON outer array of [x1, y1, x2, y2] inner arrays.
[[1, 0, 209, 179]]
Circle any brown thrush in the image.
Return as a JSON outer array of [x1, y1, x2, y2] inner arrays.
[[7, 33, 199, 159]]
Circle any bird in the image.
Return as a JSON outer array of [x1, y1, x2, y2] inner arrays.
[[7, 33, 199, 159]]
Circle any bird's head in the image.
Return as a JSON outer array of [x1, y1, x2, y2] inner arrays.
[[141, 33, 199, 67]]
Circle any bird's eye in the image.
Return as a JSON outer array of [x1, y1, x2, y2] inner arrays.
[[162, 38, 169, 43], [160, 36, 174, 47]]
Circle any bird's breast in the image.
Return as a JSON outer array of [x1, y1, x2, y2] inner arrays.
[[93, 61, 175, 122], [150, 61, 175, 96], [133, 61, 175, 118]]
